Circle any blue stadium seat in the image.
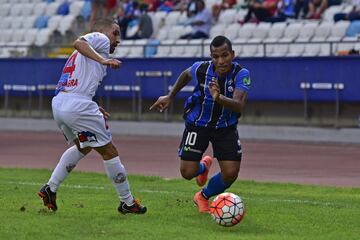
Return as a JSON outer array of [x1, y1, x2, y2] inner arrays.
[[80, 0, 92, 20], [34, 15, 49, 29], [57, 1, 70, 16]]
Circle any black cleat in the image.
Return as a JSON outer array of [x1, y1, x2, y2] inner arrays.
[[38, 184, 58, 211], [118, 199, 147, 214]]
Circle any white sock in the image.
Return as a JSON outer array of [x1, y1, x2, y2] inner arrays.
[[103, 157, 134, 205], [48, 145, 85, 192]]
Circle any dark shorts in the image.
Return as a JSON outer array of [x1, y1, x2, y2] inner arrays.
[[178, 124, 242, 161]]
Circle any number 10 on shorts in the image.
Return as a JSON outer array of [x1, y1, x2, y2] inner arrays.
[[185, 132, 197, 146]]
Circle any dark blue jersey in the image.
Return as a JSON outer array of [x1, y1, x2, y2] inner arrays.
[[183, 61, 251, 128]]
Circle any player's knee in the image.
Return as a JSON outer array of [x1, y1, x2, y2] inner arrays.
[[78, 146, 92, 155], [222, 171, 239, 185], [180, 167, 196, 180], [102, 148, 118, 160], [95, 142, 119, 160]]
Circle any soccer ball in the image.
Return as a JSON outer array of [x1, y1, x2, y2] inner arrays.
[[209, 192, 245, 227]]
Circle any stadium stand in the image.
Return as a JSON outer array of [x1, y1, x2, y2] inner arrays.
[[0, 0, 358, 58], [0, 0, 87, 58]]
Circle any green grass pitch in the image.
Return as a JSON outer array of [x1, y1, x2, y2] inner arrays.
[[0, 168, 359, 240]]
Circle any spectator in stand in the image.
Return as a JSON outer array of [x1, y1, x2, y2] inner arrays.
[[306, 0, 328, 19], [90, 0, 118, 27], [212, 0, 237, 21], [294, 0, 309, 18], [243, 0, 279, 23], [107, 0, 118, 14], [180, 0, 212, 39], [268, 0, 296, 22], [128, 4, 154, 39], [158, 0, 179, 12], [116, 0, 140, 39], [143, 0, 161, 12], [334, 0, 360, 22], [176, 0, 193, 12], [186, 0, 198, 17]]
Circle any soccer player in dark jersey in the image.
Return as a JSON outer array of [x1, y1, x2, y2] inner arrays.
[[150, 35, 251, 213]]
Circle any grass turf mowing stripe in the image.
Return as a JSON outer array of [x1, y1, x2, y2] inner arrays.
[[0, 180, 352, 208], [1, 168, 359, 240]]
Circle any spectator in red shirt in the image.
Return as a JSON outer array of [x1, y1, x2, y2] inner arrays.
[[212, 0, 237, 21], [306, 0, 328, 19], [243, 0, 279, 23]]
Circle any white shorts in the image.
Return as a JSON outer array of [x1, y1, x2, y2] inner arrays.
[[52, 92, 112, 148]]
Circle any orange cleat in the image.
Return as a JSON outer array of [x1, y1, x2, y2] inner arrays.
[[193, 191, 210, 213], [196, 155, 213, 187]]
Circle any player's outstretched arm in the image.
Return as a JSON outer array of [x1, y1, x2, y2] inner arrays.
[[73, 38, 121, 69], [150, 67, 192, 112]]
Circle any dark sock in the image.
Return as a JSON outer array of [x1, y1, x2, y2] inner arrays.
[[202, 172, 230, 199], [195, 162, 206, 176]]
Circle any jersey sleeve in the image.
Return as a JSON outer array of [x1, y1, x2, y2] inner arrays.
[[234, 68, 251, 92], [190, 61, 203, 80], [82, 32, 110, 55]]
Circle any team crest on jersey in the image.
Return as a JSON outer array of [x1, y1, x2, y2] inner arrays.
[[228, 86, 234, 92], [77, 131, 97, 143], [243, 77, 251, 86]]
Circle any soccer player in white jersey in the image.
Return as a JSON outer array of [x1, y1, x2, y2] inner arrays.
[[38, 18, 146, 214]]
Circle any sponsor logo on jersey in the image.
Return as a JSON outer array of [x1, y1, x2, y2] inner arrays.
[[243, 77, 251, 86], [184, 146, 202, 153]]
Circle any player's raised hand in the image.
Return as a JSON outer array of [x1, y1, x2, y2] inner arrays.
[[209, 80, 220, 100], [149, 95, 171, 112], [99, 106, 110, 119], [99, 106, 110, 129], [102, 59, 122, 69]]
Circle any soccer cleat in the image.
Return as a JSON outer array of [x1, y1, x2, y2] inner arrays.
[[196, 155, 213, 187], [193, 191, 210, 213], [118, 199, 147, 214], [38, 184, 58, 211]]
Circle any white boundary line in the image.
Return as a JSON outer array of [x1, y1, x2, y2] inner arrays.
[[1, 181, 105, 190], [0, 181, 348, 208]]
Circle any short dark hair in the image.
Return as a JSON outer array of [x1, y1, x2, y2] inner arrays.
[[210, 35, 233, 52], [91, 17, 118, 32]]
